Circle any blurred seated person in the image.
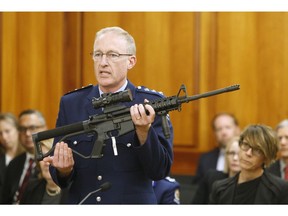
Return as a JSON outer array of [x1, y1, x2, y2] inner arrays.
[[1, 109, 47, 204], [0, 113, 24, 203], [20, 139, 67, 204], [194, 112, 240, 184], [192, 136, 240, 204], [267, 119, 288, 180], [0, 113, 23, 163], [210, 124, 288, 204], [153, 176, 180, 204]]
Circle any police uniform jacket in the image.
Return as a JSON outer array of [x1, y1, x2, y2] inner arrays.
[[153, 177, 180, 204], [209, 170, 288, 204], [49, 80, 174, 204]]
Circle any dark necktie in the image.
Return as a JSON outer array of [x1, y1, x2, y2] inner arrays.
[[16, 158, 34, 203], [285, 165, 288, 180]]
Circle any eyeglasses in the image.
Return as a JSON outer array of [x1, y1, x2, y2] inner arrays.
[[239, 141, 263, 157], [19, 125, 44, 133], [90, 51, 133, 62], [226, 151, 239, 157]]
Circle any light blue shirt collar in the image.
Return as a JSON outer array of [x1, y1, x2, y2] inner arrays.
[[98, 80, 128, 96]]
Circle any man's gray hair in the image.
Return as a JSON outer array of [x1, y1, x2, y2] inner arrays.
[[275, 119, 288, 131], [18, 109, 46, 126], [95, 26, 136, 55]]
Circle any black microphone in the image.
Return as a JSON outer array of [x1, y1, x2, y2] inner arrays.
[[78, 182, 111, 204]]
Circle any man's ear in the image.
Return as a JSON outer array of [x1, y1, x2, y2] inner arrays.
[[127, 55, 137, 70]]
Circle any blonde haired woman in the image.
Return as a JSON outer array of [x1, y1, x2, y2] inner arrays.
[[0, 113, 24, 202], [0, 113, 23, 163], [192, 137, 241, 204]]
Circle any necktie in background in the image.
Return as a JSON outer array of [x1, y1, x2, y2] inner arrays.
[[285, 165, 288, 181], [16, 158, 34, 203]]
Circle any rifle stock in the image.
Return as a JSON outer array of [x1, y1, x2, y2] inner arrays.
[[33, 84, 240, 161]]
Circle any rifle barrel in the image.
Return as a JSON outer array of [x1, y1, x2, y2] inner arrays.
[[183, 84, 240, 102]]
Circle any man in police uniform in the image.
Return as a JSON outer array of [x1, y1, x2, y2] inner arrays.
[[43, 27, 174, 204], [153, 176, 180, 204]]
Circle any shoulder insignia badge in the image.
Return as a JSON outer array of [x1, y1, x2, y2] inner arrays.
[[174, 189, 180, 204], [136, 86, 164, 96], [165, 176, 176, 182], [64, 84, 93, 95]]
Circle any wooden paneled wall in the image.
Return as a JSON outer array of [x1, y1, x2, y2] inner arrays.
[[1, 12, 288, 175]]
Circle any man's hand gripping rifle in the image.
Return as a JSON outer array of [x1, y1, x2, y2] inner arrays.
[[33, 84, 240, 161]]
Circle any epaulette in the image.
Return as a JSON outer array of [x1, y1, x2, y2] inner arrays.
[[64, 84, 93, 95], [165, 176, 176, 182], [136, 86, 164, 97]]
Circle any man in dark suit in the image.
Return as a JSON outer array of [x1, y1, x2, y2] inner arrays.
[[194, 112, 240, 184], [20, 139, 68, 204], [267, 119, 288, 180], [1, 109, 47, 204], [43, 26, 174, 204]]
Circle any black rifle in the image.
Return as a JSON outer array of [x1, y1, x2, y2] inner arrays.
[[33, 84, 240, 161]]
